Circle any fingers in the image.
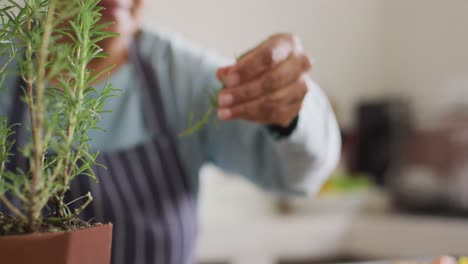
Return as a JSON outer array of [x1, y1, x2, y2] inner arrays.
[[216, 66, 232, 82], [215, 33, 311, 127], [218, 54, 311, 107], [218, 77, 308, 127], [225, 100, 302, 127], [222, 34, 303, 87]]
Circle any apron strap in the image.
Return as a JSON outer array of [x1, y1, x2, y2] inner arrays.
[[129, 36, 171, 137]]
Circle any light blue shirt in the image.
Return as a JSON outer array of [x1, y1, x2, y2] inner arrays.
[[0, 27, 341, 196]]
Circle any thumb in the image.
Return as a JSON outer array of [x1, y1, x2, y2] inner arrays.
[[216, 66, 234, 81]]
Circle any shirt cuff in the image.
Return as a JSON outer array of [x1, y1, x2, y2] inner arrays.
[[266, 115, 299, 140]]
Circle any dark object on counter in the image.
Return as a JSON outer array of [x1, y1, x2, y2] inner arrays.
[[390, 110, 468, 217], [351, 100, 411, 186]]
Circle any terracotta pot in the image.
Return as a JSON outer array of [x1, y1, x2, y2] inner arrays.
[[0, 224, 112, 264]]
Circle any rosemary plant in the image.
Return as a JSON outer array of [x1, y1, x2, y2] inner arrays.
[[0, 0, 116, 233]]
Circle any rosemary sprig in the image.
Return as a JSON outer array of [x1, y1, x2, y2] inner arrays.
[[179, 85, 222, 137]]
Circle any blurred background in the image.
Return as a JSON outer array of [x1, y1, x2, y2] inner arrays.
[[143, 0, 468, 263]]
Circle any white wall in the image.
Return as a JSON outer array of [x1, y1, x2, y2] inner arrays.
[[142, 0, 468, 128], [384, 0, 468, 126], [142, 0, 386, 128]]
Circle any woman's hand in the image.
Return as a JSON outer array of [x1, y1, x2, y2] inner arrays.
[[216, 33, 313, 127]]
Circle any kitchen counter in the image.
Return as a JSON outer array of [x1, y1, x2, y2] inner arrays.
[[196, 188, 468, 264]]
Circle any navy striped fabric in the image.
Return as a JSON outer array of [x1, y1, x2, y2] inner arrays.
[[69, 41, 199, 264]]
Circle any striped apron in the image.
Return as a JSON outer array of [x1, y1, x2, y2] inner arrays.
[[7, 40, 198, 264]]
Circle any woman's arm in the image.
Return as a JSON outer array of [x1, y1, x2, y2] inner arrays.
[[200, 34, 341, 196], [142, 28, 340, 196], [202, 77, 340, 196]]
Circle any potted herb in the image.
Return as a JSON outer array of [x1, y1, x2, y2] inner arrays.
[[0, 0, 116, 263]]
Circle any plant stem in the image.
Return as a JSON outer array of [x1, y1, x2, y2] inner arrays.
[[0, 145, 6, 178], [65, 192, 92, 221], [27, 0, 57, 230], [57, 5, 91, 217], [0, 195, 26, 221], [0, 45, 16, 74], [24, 0, 38, 231]]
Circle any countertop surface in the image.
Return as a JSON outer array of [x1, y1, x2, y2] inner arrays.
[[197, 185, 468, 264]]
